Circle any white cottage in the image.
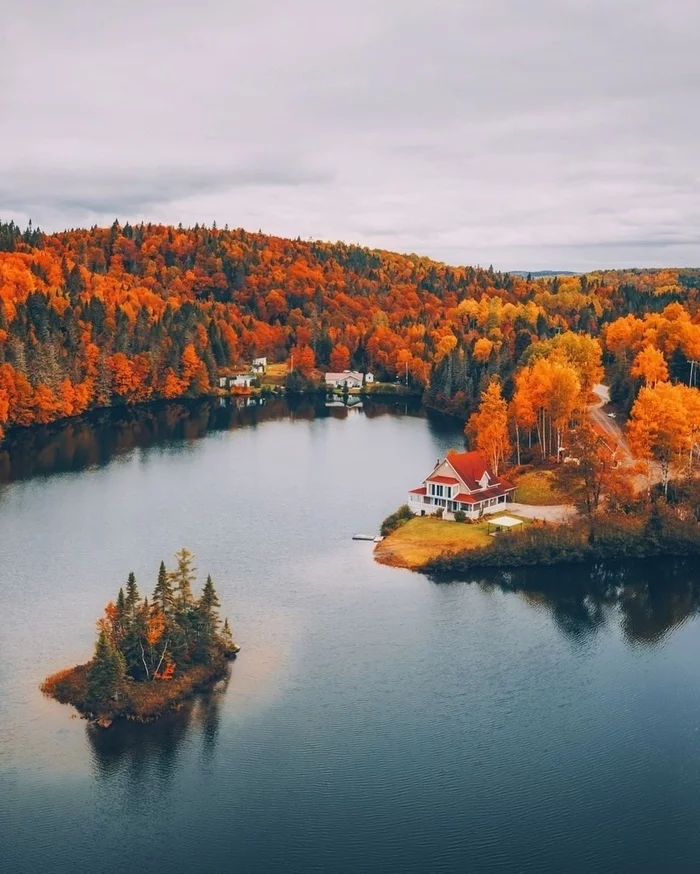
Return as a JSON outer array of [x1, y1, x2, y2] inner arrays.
[[251, 357, 267, 374], [220, 373, 255, 389], [409, 450, 516, 520], [324, 370, 372, 389]]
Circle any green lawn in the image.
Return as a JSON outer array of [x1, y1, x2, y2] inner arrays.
[[512, 468, 569, 505], [374, 515, 528, 569], [260, 363, 288, 387]]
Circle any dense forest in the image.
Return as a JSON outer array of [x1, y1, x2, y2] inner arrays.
[[1, 219, 699, 450]]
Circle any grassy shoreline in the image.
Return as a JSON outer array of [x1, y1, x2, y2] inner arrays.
[[374, 515, 531, 570], [375, 504, 700, 575], [426, 514, 700, 574], [42, 653, 237, 727]]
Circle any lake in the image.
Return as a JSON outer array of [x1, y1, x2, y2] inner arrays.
[[1, 397, 700, 873]]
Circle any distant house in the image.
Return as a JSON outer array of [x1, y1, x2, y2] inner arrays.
[[219, 373, 255, 389], [324, 370, 373, 389], [251, 356, 267, 374], [232, 373, 255, 388], [408, 450, 515, 520]]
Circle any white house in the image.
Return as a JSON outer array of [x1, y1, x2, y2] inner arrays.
[[220, 373, 255, 389], [324, 370, 373, 389], [251, 356, 267, 374], [409, 450, 516, 520]]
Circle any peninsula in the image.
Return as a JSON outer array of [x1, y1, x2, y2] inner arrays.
[[375, 436, 700, 573], [42, 549, 239, 726]]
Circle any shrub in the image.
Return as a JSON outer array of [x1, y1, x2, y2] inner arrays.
[[454, 510, 467, 522], [423, 510, 700, 575], [435, 507, 444, 519], [380, 504, 414, 536]]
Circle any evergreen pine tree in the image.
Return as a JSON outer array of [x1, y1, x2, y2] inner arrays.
[[125, 572, 139, 614], [122, 600, 153, 680], [222, 617, 233, 642], [221, 617, 239, 655], [193, 575, 221, 664], [115, 587, 127, 640], [152, 560, 175, 615], [200, 575, 220, 629], [86, 629, 125, 713]]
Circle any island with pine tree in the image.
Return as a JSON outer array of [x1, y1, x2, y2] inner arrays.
[[42, 549, 240, 727]]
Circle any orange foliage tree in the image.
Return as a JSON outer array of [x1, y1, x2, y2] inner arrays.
[[467, 380, 511, 475]]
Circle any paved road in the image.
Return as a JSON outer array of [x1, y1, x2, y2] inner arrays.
[[589, 384, 662, 488], [589, 384, 632, 462]]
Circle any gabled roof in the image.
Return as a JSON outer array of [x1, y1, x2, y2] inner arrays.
[[446, 450, 493, 491], [325, 371, 363, 381]]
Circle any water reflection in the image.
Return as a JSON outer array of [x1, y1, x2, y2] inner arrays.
[[0, 395, 425, 483], [87, 671, 230, 784], [468, 558, 700, 646]]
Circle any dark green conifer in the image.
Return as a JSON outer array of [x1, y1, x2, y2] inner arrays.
[[86, 629, 125, 713], [200, 575, 220, 625], [125, 572, 139, 614], [152, 560, 175, 615], [221, 617, 239, 655], [122, 601, 151, 680], [115, 587, 127, 639], [193, 575, 221, 664]]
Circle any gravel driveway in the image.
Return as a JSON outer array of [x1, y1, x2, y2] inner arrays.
[[507, 502, 577, 523]]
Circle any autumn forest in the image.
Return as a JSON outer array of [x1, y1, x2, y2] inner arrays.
[[1, 219, 699, 485]]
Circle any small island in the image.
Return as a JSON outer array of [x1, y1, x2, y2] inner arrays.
[[42, 549, 239, 727]]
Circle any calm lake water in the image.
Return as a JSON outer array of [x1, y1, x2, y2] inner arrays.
[[2, 397, 700, 873]]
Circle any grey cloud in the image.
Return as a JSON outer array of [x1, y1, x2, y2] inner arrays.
[[1, 0, 699, 270], [1, 161, 333, 216]]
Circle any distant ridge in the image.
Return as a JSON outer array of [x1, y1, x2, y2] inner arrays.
[[509, 270, 581, 278]]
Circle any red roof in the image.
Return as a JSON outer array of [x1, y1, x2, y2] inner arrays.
[[427, 475, 459, 485], [454, 483, 515, 504], [446, 450, 491, 490], [409, 486, 426, 495]]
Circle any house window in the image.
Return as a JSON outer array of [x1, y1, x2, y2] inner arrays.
[[429, 483, 444, 498]]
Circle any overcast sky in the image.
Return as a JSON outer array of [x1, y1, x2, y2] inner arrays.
[[2, 0, 699, 271]]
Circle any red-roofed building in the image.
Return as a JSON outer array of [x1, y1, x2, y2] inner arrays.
[[408, 450, 515, 519]]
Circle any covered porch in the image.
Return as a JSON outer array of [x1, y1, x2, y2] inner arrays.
[[408, 487, 512, 519]]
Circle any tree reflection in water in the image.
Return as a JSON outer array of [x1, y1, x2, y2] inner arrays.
[[0, 396, 424, 484], [86, 671, 230, 787], [470, 558, 700, 646]]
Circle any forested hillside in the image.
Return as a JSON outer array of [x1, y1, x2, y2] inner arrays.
[[1, 219, 699, 441]]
